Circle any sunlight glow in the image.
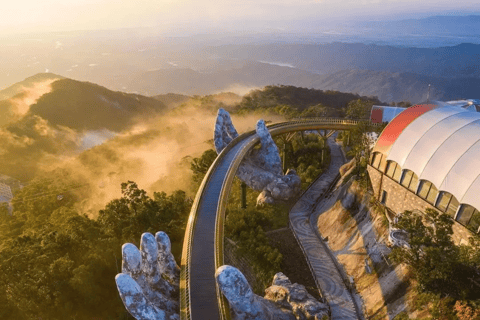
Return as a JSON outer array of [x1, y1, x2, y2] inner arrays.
[[1, 0, 479, 35]]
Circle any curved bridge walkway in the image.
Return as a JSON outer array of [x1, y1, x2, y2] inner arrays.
[[180, 119, 374, 320], [289, 136, 365, 319]]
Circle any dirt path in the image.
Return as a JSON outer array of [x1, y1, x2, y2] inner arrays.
[[289, 137, 365, 320]]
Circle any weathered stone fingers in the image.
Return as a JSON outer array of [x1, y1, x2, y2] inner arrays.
[[117, 232, 180, 320], [255, 119, 283, 175], [122, 243, 142, 277], [115, 273, 166, 320], [155, 231, 180, 286], [214, 108, 239, 153]]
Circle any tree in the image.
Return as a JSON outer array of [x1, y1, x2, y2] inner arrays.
[[455, 301, 480, 320], [190, 149, 217, 184], [390, 208, 480, 300], [345, 121, 384, 180], [0, 178, 191, 319], [0, 208, 123, 320], [290, 133, 327, 187], [98, 181, 191, 251], [345, 99, 373, 119], [225, 204, 283, 293]]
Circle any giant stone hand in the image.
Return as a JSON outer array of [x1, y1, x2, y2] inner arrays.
[[115, 233, 329, 320], [216, 266, 330, 320], [214, 109, 301, 205], [115, 232, 180, 320], [216, 265, 295, 320]]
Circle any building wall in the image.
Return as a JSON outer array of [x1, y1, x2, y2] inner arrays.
[[367, 165, 474, 245], [367, 165, 383, 198]]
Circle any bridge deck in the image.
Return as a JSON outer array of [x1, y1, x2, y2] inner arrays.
[[181, 119, 373, 320], [188, 139, 252, 319]]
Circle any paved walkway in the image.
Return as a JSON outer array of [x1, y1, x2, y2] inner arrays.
[[289, 137, 365, 320]]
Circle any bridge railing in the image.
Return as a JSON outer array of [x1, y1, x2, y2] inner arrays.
[[181, 118, 374, 320], [180, 128, 258, 320]]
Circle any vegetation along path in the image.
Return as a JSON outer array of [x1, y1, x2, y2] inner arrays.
[[289, 136, 365, 320]]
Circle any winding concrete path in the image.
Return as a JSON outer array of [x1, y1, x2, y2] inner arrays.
[[289, 137, 365, 320]]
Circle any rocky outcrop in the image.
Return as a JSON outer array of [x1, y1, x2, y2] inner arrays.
[[214, 109, 301, 205], [216, 265, 330, 320], [115, 232, 180, 320]]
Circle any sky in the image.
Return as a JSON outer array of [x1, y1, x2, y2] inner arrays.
[[1, 0, 480, 35]]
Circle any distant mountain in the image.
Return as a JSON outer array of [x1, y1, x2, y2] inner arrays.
[[152, 93, 191, 109], [357, 15, 480, 37], [25, 76, 166, 131], [0, 73, 64, 101], [0, 74, 169, 181], [125, 61, 321, 96], [204, 43, 480, 79], [312, 69, 480, 103], [118, 60, 480, 104]]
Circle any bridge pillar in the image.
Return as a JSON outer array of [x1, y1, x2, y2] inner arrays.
[[241, 182, 247, 209]]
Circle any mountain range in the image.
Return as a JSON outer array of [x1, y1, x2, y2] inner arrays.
[[2, 15, 480, 104], [119, 60, 480, 103]]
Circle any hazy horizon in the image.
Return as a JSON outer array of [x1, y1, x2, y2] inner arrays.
[[1, 0, 480, 36]]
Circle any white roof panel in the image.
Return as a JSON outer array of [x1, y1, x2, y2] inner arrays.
[[440, 140, 480, 207], [379, 104, 480, 211], [401, 111, 480, 176], [420, 119, 480, 188], [462, 176, 480, 209], [387, 107, 468, 167]]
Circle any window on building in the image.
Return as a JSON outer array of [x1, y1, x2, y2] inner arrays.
[[447, 196, 459, 217], [393, 166, 402, 182], [426, 184, 438, 204], [436, 192, 451, 211], [385, 161, 402, 182], [469, 210, 480, 233], [386, 161, 396, 177], [418, 180, 431, 198], [456, 204, 480, 233], [381, 190, 387, 204], [371, 152, 382, 169], [400, 170, 419, 192], [401, 170, 413, 188], [409, 173, 419, 193], [436, 192, 459, 217], [417, 180, 439, 204]]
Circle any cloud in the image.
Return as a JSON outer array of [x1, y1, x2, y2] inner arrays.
[[1, 88, 286, 216], [213, 84, 261, 96], [10, 79, 58, 117]]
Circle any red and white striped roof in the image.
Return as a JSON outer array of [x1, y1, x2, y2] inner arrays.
[[373, 103, 480, 210]]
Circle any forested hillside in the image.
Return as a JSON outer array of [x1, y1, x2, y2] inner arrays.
[[235, 85, 382, 118], [0, 80, 354, 319]]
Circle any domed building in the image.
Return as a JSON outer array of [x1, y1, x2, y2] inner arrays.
[[368, 100, 480, 244]]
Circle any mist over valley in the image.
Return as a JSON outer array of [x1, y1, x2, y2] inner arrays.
[[2, 7, 480, 319]]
